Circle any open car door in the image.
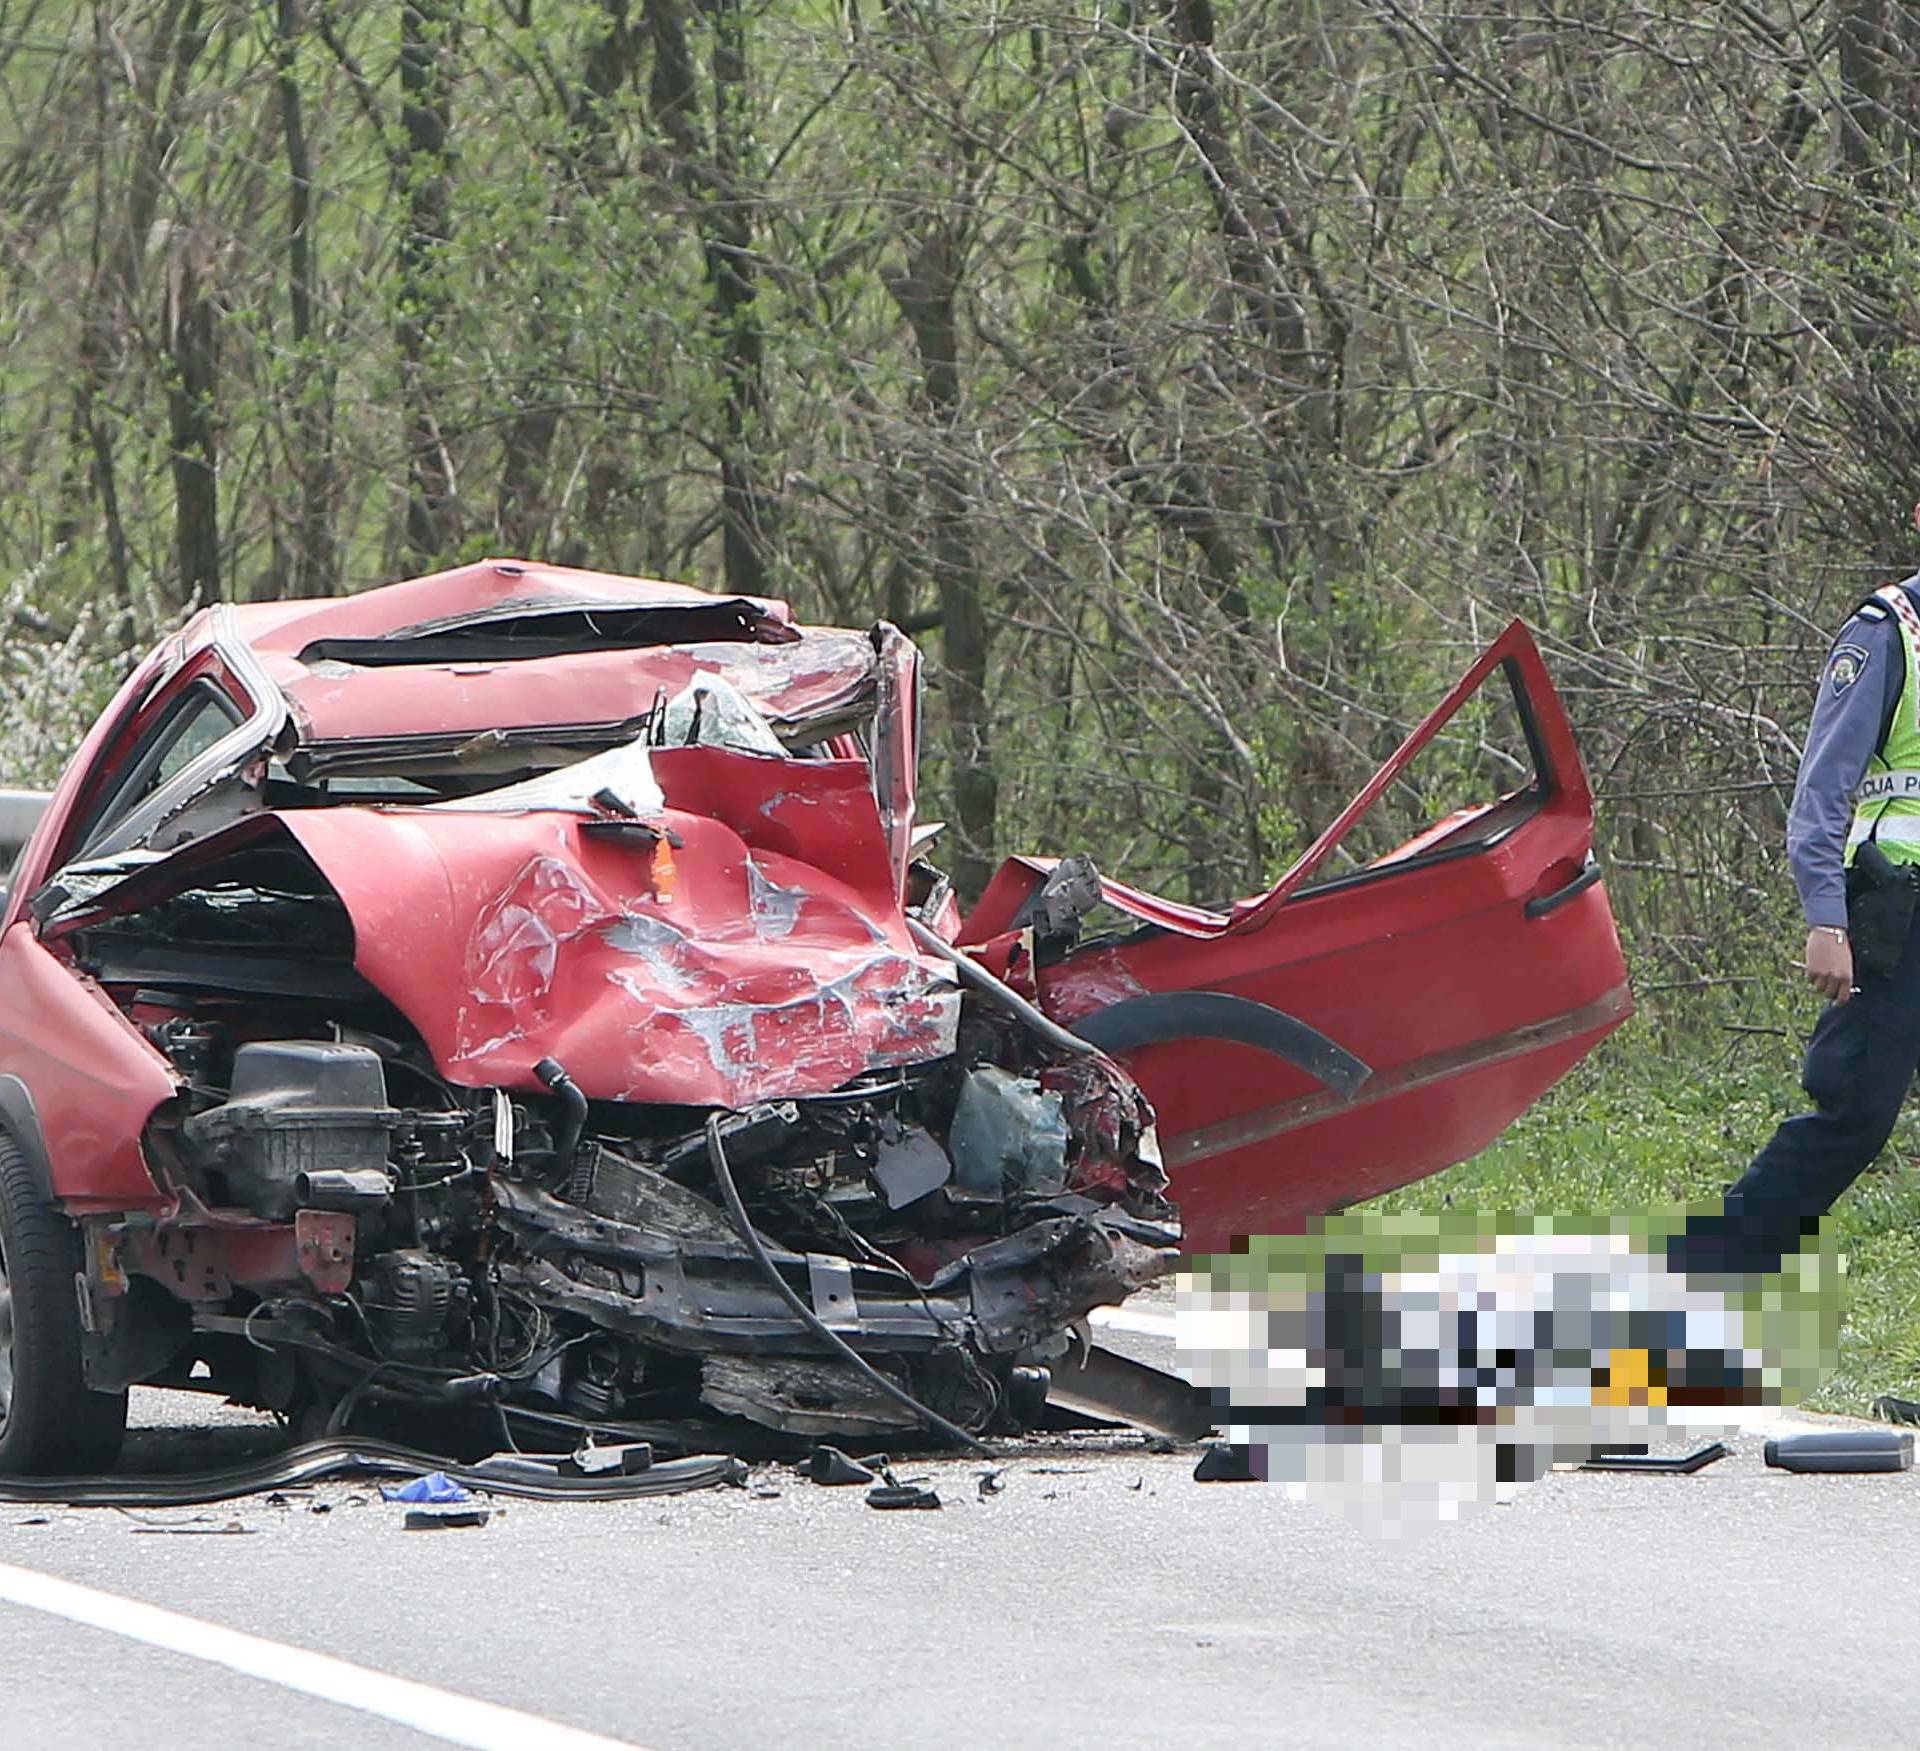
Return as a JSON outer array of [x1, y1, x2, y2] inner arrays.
[[959, 622, 1631, 1253]]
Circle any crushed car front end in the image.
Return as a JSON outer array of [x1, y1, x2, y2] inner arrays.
[[30, 563, 1177, 1455]]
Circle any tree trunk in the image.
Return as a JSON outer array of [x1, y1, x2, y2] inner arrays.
[[397, 0, 458, 561], [273, 0, 335, 596], [165, 231, 220, 603], [701, 0, 770, 598], [496, 0, 641, 555], [886, 226, 996, 901]]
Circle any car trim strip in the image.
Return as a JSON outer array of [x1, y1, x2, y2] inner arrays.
[[1163, 983, 1635, 1171]]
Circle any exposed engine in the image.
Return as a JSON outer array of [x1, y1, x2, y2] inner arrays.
[[118, 989, 1177, 1446]]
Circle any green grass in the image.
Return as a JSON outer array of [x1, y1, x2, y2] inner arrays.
[[1368, 1020, 1920, 1415]]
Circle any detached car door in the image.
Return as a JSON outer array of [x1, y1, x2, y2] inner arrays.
[[961, 622, 1631, 1253]]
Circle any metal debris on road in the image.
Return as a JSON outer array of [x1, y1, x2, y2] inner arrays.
[[566, 1442, 654, 1477], [1577, 1442, 1731, 1475], [403, 1504, 493, 1530], [114, 1509, 255, 1535]]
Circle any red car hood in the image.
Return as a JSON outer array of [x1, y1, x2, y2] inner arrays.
[[67, 748, 962, 1109]]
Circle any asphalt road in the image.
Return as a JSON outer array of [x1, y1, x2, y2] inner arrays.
[[0, 1352, 1915, 1750]]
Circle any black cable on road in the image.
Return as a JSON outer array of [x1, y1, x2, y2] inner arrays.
[[0, 1440, 746, 1508]]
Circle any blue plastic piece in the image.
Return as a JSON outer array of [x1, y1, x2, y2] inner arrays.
[[380, 1471, 474, 1505]]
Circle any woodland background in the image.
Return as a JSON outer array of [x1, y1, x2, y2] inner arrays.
[[6, 0, 1920, 1020]]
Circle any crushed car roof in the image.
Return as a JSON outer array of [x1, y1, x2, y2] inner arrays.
[[211, 559, 880, 747]]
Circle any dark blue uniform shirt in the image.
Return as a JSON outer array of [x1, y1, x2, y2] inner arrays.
[[1786, 582, 1916, 928]]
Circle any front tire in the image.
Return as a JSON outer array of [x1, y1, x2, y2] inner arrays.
[[0, 1133, 127, 1474]]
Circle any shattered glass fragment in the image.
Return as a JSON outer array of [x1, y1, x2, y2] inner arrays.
[[746, 858, 807, 940], [429, 736, 665, 818], [871, 1125, 952, 1209], [657, 675, 786, 758]]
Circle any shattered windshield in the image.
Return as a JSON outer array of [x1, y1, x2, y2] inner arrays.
[[414, 679, 787, 825], [426, 737, 667, 817], [651, 676, 786, 759], [424, 677, 782, 817], [272, 671, 794, 817]]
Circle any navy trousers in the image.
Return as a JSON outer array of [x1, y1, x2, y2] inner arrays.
[[1669, 914, 1920, 1277]]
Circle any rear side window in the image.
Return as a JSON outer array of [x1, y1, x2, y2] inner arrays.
[[75, 682, 244, 854], [147, 690, 241, 793]]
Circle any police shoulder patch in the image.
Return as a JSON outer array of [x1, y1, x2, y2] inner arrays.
[[1829, 642, 1871, 696]]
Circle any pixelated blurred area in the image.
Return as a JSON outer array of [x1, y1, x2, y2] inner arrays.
[[1173, 1208, 1843, 1535]]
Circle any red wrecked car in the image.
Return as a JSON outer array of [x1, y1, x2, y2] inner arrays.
[[0, 562, 1628, 1472]]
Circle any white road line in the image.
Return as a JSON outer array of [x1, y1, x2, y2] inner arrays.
[[0, 1561, 651, 1751]]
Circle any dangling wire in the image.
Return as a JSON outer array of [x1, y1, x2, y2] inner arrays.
[[702, 1113, 995, 1456]]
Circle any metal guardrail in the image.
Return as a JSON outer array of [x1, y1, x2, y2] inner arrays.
[[0, 788, 49, 863]]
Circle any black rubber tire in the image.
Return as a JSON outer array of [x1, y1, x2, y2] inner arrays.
[[0, 1132, 127, 1475]]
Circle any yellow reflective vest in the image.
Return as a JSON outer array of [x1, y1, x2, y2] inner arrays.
[[1849, 582, 1920, 866]]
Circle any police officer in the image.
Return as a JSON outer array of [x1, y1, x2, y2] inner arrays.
[[1670, 537, 1920, 1278]]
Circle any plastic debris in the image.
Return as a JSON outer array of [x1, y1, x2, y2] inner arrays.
[[1764, 1430, 1914, 1473], [1193, 1442, 1260, 1482], [381, 1472, 474, 1505], [805, 1445, 878, 1486], [867, 1484, 941, 1510]]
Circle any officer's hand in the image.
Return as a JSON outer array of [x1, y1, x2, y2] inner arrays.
[[1804, 927, 1854, 1003]]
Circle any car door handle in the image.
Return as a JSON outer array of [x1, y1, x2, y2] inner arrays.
[[1525, 856, 1602, 920]]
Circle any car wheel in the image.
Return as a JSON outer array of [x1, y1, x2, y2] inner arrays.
[[0, 1133, 127, 1475]]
